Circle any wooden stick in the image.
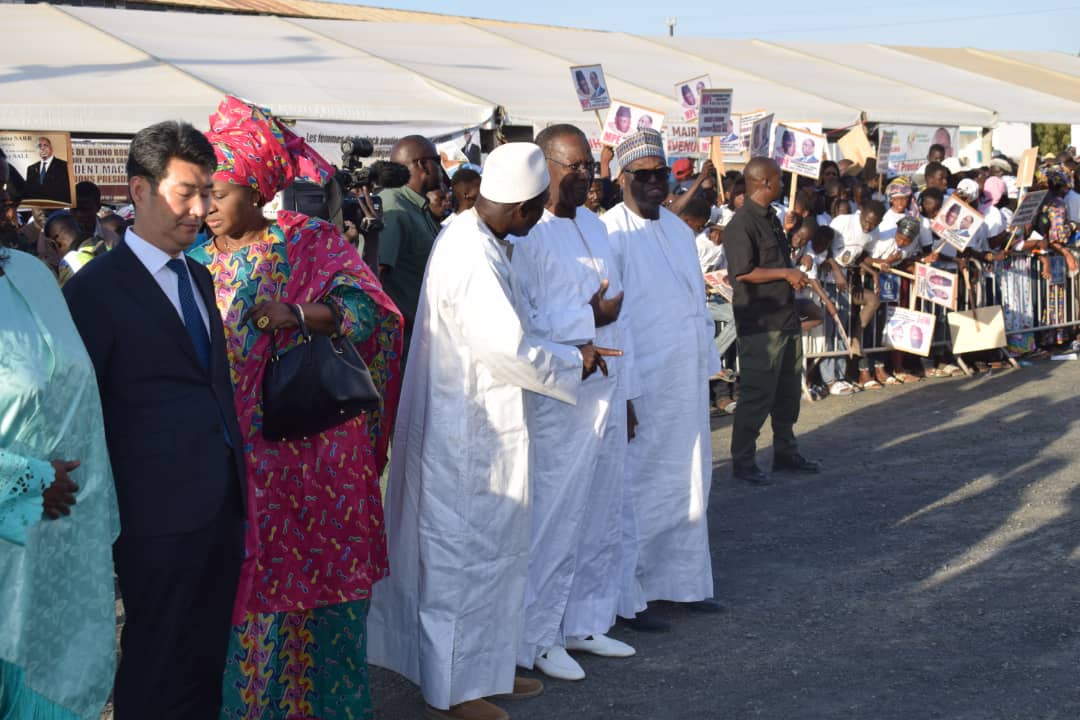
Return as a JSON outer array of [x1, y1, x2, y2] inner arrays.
[[884, 267, 915, 281], [788, 172, 798, 210], [709, 137, 727, 204], [1002, 227, 1020, 254], [593, 110, 604, 131]]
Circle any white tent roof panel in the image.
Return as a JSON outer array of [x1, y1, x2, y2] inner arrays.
[[657, 37, 995, 127], [0, 4, 222, 132], [292, 19, 684, 127], [484, 25, 862, 128], [64, 6, 495, 126], [781, 42, 1080, 125]]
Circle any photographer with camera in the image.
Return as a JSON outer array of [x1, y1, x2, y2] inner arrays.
[[378, 135, 443, 358]]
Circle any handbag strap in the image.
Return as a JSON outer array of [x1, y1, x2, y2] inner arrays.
[[268, 304, 311, 361]]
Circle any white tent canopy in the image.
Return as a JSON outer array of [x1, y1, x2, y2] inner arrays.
[[1, 4, 1078, 135], [0, 4, 222, 133], [480, 25, 863, 128], [781, 42, 1080, 126]]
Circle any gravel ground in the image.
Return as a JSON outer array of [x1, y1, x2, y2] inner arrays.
[[103, 361, 1080, 719], [372, 360, 1080, 719]]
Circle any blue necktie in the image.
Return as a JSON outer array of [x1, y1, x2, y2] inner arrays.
[[166, 258, 232, 448], [39, 163, 46, 185], [166, 257, 211, 371]]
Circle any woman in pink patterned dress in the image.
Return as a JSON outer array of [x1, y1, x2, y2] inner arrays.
[[188, 97, 403, 720]]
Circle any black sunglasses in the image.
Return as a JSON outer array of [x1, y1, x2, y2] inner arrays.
[[629, 166, 671, 184]]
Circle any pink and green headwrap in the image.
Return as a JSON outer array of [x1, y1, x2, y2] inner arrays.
[[205, 96, 333, 204]]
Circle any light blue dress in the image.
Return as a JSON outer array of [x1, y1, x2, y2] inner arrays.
[[0, 250, 120, 719]]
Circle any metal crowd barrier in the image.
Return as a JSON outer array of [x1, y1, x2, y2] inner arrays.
[[801, 252, 1080, 363]]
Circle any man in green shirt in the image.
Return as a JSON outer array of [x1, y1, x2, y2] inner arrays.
[[378, 135, 444, 357]]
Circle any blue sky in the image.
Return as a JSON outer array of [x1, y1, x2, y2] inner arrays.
[[353, 1, 1080, 53]]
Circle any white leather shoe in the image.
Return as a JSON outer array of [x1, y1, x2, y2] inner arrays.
[[534, 645, 585, 681], [565, 634, 636, 658]]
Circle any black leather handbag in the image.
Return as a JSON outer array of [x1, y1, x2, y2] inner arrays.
[[261, 302, 381, 441]]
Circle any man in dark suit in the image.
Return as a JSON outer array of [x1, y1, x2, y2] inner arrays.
[[24, 136, 72, 205], [63, 121, 245, 720]]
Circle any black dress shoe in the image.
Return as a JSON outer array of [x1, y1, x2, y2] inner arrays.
[[683, 598, 726, 613], [772, 453, 821, 473], [618, 605, 671, 633], [733, 465, 770, 485]]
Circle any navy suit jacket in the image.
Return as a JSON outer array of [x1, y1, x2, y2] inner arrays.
[[24, 157, 71, 205], [64, 238, 245, 537]]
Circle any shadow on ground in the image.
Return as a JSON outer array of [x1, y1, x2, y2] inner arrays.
[[372, 362, 1080, 719]]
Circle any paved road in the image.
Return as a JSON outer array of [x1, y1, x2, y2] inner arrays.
[[373, 361, 1080, 719]]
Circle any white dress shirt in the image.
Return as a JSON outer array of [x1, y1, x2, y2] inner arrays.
[[124, 228, 211, 334]]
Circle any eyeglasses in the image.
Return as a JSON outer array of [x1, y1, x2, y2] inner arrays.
[[629, 166, 671, 184], [546, 157, 596, 176]]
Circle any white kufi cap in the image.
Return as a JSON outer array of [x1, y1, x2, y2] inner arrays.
[[479, 142, 550, 204]]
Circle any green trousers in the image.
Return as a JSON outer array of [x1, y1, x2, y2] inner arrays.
[[731, 329, 802, 471]]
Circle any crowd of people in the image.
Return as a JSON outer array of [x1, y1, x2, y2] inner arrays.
[[2, 99, 1078, 720]]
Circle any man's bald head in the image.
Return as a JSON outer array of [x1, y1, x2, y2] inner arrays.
[[535, 124, 587, 157], [391, 135, 441, 194], [744, 157, 782, 205]]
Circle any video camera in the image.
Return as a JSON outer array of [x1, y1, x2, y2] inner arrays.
[[338, 137, 375, 192]]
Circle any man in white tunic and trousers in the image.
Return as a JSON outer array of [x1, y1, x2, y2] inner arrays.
[[510, 124, 638, 682], [367, 142, 620, 720], [601, 129, 723, 632]]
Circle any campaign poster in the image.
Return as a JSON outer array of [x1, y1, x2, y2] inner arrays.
[[931, 194, 985, 252], [674, 74, 711, 123], [1009, 189, 1048, 230], [879, 272, 901, 303], [601, 101, 665, 147], [697, 88, 734, 138], [772, 123, 826, 179], [0, 130, 76, 208], [749, 114, 774, 159], [738, 109, 769, 152], [884, 306, 936, 356], [571, 64, 611, 112], [704, 269, 733, 302], [877, 129, 896, 175], [878, 124, 959, 175], [914, 262, 959, 310], [719, 113, 745, 155], [665, 123, 709, 159], [72, 139, 131, 206]]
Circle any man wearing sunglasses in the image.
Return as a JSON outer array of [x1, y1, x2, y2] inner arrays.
[[602, 129, 723, 630], [511, 124, 635, 682], [378, 135, 444, 359]]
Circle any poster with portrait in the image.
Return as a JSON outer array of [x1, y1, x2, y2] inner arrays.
[[738, 109, 769, 151], [719, 113, 745, 155], [704, 269, 733, 302], [931, 194, 985, 252], [0, 130, 76, 208], [914, 262, 959, 311], [772, 124, 825, 179], [674, 74, 711, 123], [749, 113, 774, 159], [884, 306, 936, 356], [571, 64, 611, 112], [601, 100, 665, 147], [878, 124, 959, 175], [1008, 189, 1048, 230], [697, 88, 734, 138], [665, 123, 709, 158]]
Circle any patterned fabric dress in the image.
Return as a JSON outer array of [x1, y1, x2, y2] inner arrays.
[[188, 212, 402, 720]]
